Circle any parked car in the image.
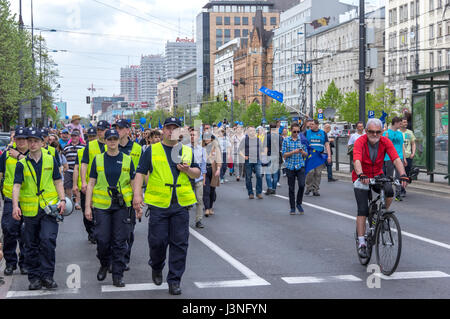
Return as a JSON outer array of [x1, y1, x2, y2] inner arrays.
[[436, 134, 448, 151]]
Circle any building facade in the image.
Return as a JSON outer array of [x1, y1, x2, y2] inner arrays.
[[120, 65, 140, 101], [233, 10, 274, 108], [91, 96, 125, 115], [272, 0, 357, 114], [155, 78, 178, 113], [176, 68, 199, 118], [309, 8, 385, 110], [197, 0, 286, 98], [139, 55, 165, 108], [214, 37, 243, 99], [165, 39, 197, 80]]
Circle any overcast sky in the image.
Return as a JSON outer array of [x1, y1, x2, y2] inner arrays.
[[10, 0, 383, 118]]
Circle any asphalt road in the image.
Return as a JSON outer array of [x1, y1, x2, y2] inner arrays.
[[3, 174, 450, 299]]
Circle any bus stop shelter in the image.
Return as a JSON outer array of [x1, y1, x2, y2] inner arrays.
[[407, 70, 449, 184]]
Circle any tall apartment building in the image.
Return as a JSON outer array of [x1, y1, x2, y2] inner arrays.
[[309, 8, 385, 109], [214, 37, 243, 99], [155, 79, 178, 114], [386, 0, 450, 104], [120, 65, 140, 101], [139, 55, 165, 108], [165, 39, 197, 80], [272, 0, 357, 113], [197, 0, 293, 98]]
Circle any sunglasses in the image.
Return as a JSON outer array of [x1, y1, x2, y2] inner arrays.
[[292, 130, 300, 133], [367, 130, 382, 135]]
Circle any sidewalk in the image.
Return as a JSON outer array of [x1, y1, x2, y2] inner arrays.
[[326, 163, 450, 199]]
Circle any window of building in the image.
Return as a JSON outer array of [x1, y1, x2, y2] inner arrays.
[[270, 17, 277, 26], [410, 1, 415, 18], [410, 55, 415, 72], [243, 29, 249, 37], [216, 16, 222, 25], [234, 29, 241, 38], [438, 50, 443, 69], [430, 24, 435, 39], [224, 29, 231, 43], [416, 0, 420, 15], [263, 17, 267, 25], [224, 16, 230, 25], [216, 29, 223, 38], [216, 40, 222, 49], [243, 17, 249, 25], [438, 22, 443, 37], [234, 16, 241, 25], [447, 50, 450, 67], [430, 52, 434, 71], [253, 65, 258, 76], [438, 0, 443, 9], [430, 0, 434, 10]]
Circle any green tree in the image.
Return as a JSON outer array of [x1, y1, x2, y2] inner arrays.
[[265, 101, 291, 123], [242, 102, 263, 127], [338, 91, 360, 123], [368, 84, 402, 124], [315, 81, 344, 120]]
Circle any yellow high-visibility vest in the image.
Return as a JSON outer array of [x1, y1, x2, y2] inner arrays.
[[92, 153, 133, 210], [18, 152, 59, 217], [144, 142, 196, 208]]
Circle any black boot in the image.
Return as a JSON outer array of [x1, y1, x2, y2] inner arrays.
[[97, 266, 108, 281]]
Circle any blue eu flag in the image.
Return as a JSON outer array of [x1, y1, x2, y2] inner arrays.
[[305, 148, 327, 175]]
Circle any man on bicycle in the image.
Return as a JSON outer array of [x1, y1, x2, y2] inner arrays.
[[352, 119, 409, 258]]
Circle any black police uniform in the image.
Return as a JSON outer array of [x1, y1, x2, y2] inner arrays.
[[14, 130, 62, 288], [89, 130, 135, 285], [137, 141, 199, 287], [0, 128, 28, 275]]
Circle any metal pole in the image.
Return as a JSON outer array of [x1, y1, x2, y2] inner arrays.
[[358, 0, 366, 125], [415, 2, 419, 74], [230, 88, 234, 124], [304, 23, 307, 117], [31, 0, 36, 127]]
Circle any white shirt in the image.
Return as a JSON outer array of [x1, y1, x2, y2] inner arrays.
[[348, 132, 364, 145]]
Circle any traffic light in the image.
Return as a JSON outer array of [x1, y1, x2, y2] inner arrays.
[[224, 95, 228, 102], [86, 96, 90, 104]]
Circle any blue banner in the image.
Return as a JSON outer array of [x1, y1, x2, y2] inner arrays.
[[379, 111, 388, 125], [259, 86, 283, 103], [305, 149, 328, 175], [158, 119, 163, 129]]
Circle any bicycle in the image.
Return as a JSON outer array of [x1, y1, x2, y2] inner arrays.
[[355, 175, 413, 276]]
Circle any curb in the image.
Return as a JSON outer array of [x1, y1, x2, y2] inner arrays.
[[325, 171, 450, 199]]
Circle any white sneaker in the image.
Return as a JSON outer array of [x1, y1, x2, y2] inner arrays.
[[220, 179, 224, 184], [277, 183, 281, 187]]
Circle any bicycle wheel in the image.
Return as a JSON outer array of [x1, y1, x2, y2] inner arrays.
[[375, 213, 402, 276]]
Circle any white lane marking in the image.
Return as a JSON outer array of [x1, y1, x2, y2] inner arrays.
[[375, 271, 450, 281], [7, 288, 79, 298], [275, 195, 450, 250], [189, 227, 271, 288], [282, 275, 362, 284], [102, 283, 168, 293]]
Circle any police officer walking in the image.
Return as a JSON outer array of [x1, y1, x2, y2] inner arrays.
[[12, 128, 66, 290], [0, 127, 29, 276], [113, 119, 142, 271], [133, 117, 200, 295], [80, 121, 109, 242], [85, 129, 140, 288]]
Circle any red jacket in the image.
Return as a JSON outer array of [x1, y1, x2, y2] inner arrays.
[[351, 134, 399, 182]]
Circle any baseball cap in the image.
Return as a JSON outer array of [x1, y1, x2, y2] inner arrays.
[[104, 129, 119, 140], [70, 129, 81, 136], [97, 120, 110, 130], [163, 117, 182, 128], [112, 119, 130, 128], [40, 128, 49, 137], [87, 127, 97, 136], [27, 127, 44, 140], [61, 128, 69, 134], [15, 127, 28, 139]]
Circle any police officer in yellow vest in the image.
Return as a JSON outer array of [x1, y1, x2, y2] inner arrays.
[[112, 119, 142, 270], [40, 128, 61, 167], [0, 127, 28, 276], [85, 129, 140, 288], [12, 128, 67, 291], [80, 120, 109, 195], [133, 117, 200, 295]]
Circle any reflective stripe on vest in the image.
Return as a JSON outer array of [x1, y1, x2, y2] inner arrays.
[[3, 151, 17, 199], [88, 140, 107, 179], [92, 153, 133, 210], [77, 148, 87, 189], [129, 142, 142, 170], [18, 152, 59, 217], [144, 142, 196, 208]]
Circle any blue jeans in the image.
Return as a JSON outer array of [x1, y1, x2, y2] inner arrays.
[[266, 170, 280, 190], [245, 162, 262, 195]]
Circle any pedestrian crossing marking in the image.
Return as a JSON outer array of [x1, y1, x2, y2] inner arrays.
[[6, 288, 79, 298], [282, 275, 362, 284], [374, 271, 450, 281], [101, 282, 168, 293]]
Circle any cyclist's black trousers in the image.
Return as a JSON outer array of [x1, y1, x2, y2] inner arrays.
[[354, 183, 394, 217]]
